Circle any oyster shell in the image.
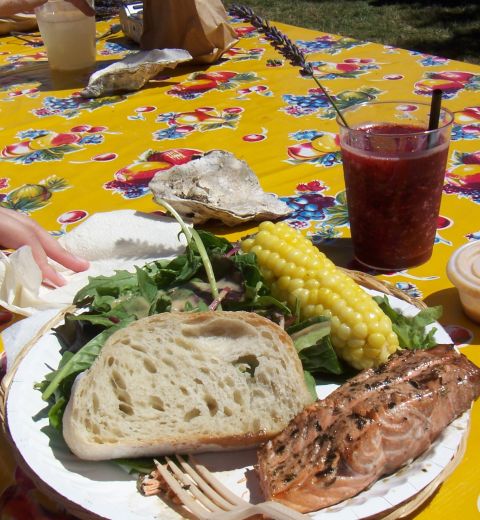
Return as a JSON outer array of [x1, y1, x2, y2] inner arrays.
[[80, 48, 192, 98], [148, 150, 292, 226]]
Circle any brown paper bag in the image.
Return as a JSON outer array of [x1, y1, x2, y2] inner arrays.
[[140, 0, 238, 64]]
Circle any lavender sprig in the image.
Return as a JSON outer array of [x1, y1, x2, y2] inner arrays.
[[229, 4, 350, 127]]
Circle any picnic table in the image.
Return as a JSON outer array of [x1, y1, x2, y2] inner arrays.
[[0, 9, 479, 519]]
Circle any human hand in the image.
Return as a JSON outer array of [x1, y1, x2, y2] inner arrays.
[[0, 0, 95, 17], [62, 0, 95, 16], [0, 207, 89, 287]]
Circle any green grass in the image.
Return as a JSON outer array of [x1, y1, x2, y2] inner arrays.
[[229, 1, 480, 64]]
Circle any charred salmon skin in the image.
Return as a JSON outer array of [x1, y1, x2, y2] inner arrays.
[[257, 345, 480, 513]]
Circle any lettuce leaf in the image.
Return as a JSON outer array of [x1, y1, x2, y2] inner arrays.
[[43, 318, 135, 401], [113, 458, 156, 475], [303, 370, 318, 400], [287, 317, 343, 376], [298, 336, 343, 375], [36, 317, 135, 429], [373, 295, 442, 350]]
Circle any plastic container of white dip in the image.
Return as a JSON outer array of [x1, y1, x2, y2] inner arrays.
[[447, 241, 480, 324], [35, 0, 96, 71]]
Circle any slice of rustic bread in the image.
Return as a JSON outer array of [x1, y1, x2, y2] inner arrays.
[[62, 311, 313, 460]]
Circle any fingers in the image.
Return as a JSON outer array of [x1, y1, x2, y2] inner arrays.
[[66, 0, 95, 16], [0, 212, 66, 286], [0, 208, 37, 250], [34, 229, 90, 273], [27, 236, 69, 287], [0, 0, 47, 16], [0, 208, 89, 286]]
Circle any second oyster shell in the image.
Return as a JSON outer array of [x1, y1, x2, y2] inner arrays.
[[80, 49, 192, 98]]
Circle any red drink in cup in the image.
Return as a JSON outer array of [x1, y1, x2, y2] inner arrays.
[[338, 101, 453, 270]]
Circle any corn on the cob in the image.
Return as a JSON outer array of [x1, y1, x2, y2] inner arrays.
[[241, 221, 399, 370]]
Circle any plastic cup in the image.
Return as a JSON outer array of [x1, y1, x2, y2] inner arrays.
[[35, 0, 96, 72], [337, 101, 453, 270], [447, 241, 480, 324]]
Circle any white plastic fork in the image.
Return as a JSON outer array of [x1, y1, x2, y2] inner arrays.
[[153, 455, 309, 520]]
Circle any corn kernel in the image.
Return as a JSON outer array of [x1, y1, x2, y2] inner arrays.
[[283, 262, 299, 278], [347, 348, 363, 362], [294, 288, 310, 306], [256, 249, 271, 264], [331, 315, 341, 329], [277, 276, 291, 291], [271, 257, 287, 276], [241, 238, 254, 252], [368, 333, 386, 349], [288, 278, 304, 292], [259, 221, 276, 232], [305, 279, 320, 290], [262, 268, 275, 282], [378, 316, 393, 336], [338, 323, 352, 341], [347, 338, 366, 349], [306, 289, 318, 305], [255, 230, 275, 249], [296, 266, 307, 279], [331, 298, 347, 315], [303, 304, 316, 317], [352, 322, 368, 339], [286, 248, 302, 264]]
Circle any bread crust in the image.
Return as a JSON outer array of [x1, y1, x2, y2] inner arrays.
[[62, 311, 313, 460]]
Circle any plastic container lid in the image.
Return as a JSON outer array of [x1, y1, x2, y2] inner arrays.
[[447, 241, 480, 323]]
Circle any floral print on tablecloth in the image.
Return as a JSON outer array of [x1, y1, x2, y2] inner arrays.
[[0, 13, 479, 520]]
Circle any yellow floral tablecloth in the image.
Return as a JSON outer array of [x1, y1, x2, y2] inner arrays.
[[0, 10, 479, 519]]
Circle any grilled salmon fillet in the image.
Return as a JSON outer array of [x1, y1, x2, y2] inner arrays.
[[257, 345, 480, 513]]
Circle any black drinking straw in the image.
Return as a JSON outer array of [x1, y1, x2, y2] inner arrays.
[[427, 89, 443, 147]]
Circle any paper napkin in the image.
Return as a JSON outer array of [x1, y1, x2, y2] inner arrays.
[[0, 209, 186, 316]]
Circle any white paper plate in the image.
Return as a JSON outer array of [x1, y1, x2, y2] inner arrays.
[[6, 290, 470, 520]]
